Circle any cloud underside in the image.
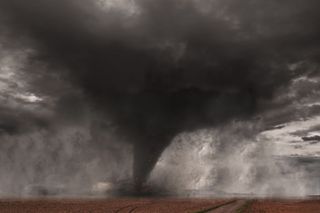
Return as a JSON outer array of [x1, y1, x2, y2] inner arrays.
[[0, 0, 320, 185]]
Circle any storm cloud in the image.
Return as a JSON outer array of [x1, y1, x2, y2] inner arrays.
[[0, 0, 320, 191]]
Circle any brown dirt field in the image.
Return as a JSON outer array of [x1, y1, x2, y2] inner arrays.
[[246, 199, 320, 213], [207, 199, 247, 213], [0, 198, 231, 213], [0, 198, 318, 213]]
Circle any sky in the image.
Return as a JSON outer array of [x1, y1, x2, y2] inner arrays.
[[0, 0, 320, 196]]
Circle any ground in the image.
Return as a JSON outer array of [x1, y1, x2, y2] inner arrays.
[[0, 197, 319, 212]]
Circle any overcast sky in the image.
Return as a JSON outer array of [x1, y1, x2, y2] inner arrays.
[[0, 0, 320, 192]]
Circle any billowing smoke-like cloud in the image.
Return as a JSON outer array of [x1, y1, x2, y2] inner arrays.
[[149, 121, 320, 197], [0, 0, 320, 194]]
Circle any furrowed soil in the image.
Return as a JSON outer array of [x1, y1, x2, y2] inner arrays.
[[245, 198, 320, 213], [0, 198, 318, 212]]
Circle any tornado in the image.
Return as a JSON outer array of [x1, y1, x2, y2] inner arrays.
[[1, 0, 320, 191]]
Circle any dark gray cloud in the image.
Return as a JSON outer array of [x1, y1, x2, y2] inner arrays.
[[1, 0, 320, 190]]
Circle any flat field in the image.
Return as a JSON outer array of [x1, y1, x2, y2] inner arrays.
[[0, 197, 318, 213]]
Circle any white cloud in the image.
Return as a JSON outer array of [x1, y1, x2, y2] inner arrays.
[[261, 116, 320, 157], [96, 0, 140, 16], [14, 93, 43, 103]]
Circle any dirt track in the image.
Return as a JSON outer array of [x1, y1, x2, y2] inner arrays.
[[0, 198, 318, 213]]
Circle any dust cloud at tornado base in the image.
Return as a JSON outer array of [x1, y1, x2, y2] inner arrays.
[[0, 120, 318, 197], [0, 0, 320, 196]]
